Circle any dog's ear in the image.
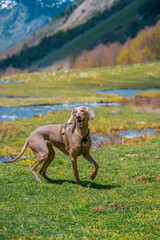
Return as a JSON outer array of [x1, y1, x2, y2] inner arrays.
[[67, 108, 76, 124], [85, 107, 95, 121]]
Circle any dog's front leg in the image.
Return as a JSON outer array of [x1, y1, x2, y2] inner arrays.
[[83, 154, 99, 181], [70, 155, 85, 186]]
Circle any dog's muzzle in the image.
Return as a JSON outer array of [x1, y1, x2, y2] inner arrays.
[[77, 117, 85, 127]]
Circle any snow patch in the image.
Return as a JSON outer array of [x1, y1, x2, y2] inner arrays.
[[0, 0, 17, 10], [36, 0, 75, 8]]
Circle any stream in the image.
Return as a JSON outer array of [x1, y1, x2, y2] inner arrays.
[[91, 128, 158, 148], [0, 102, 109, 121], [96, 88, 159, 97], [1, 88, 159, 121], [0, 80, 31, 85]]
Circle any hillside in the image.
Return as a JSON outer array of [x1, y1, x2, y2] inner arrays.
[[0, 0, 115, 58], [0, 0, 160, 73], [0, 0, 76, 52]]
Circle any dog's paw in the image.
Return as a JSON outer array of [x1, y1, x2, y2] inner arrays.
[[90, 168, 98, 181], [90, 174, 96, 181], [36, 180, 42, 184]]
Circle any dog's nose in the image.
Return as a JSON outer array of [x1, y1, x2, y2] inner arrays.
[[76, 114, 81, 119]]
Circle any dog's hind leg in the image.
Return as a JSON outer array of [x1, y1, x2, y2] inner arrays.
[[30, 155, 47, 183], [39, 143, 55, 182], [29, 138, 49, 183]]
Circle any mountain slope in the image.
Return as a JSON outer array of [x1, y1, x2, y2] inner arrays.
[[0, 0, 160, 73], [0, 0, 76, 52], [34, 0, 160, 71], [0, 0, 84, 58]]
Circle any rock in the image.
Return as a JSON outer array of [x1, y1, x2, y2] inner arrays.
[[111, 109, 121, 114]]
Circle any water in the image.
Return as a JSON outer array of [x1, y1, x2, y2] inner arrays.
[[91, 129, 158, 148], [0, 128, 158, 161], [0, 155, 26, 162], [1, 88, 159, 121], [0, 155, 14, 162], [0, 80, 44, 85], [0, 80, 25, 84], [0, 96, 28, 100], [0, 102, 107, 121], [96, 88, 159, 97]]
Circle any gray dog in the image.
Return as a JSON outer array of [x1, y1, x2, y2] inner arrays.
[[3, 106, 99, 186]]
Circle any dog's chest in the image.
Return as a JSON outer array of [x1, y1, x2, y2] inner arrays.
[[69, 135, 91, 156]]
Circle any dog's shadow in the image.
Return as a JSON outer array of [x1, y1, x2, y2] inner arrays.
[[47, 179, 120, 190]]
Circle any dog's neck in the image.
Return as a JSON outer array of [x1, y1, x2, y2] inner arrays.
[[76, 121, 89, 138]]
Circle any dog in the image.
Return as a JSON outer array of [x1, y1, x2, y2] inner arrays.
[[3, 106, 99, 186]]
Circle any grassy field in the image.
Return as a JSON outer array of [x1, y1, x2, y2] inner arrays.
[[0, 137, 160, 239], [0, 62, 160, 239], [0, 62, 160, 107]]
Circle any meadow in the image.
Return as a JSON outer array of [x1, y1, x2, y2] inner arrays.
[[0, 61, 160, 107], [0, 62, 160, 239], [0, 138, 160, 239]]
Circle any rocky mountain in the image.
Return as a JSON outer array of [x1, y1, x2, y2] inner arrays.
[[0, 0, 76, 52], [0, 0, 160, 73]]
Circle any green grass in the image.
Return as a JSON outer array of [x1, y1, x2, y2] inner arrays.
[[0, 61, 160, 106], [0, 137, 160, 239]]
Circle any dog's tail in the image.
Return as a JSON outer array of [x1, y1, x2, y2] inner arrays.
[[3, 138, 29, 163]]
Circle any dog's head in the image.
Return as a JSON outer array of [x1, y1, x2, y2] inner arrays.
[[67, 106, 95, 127]]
